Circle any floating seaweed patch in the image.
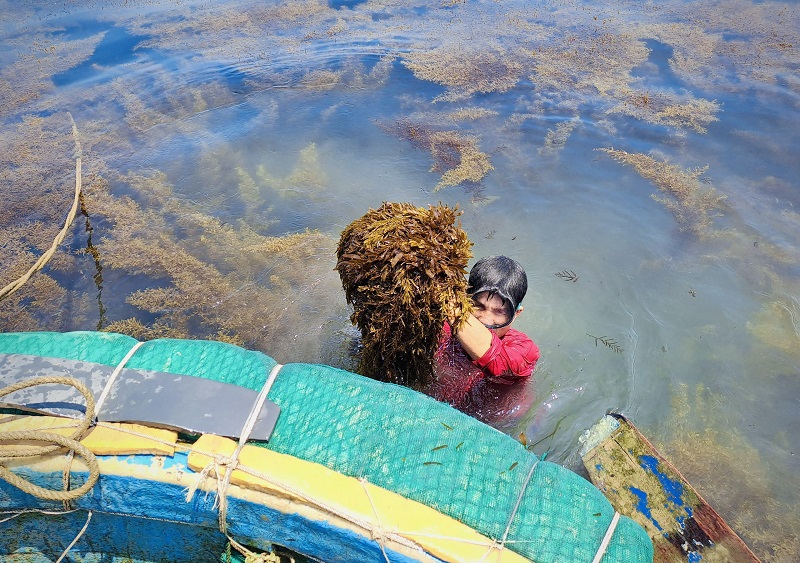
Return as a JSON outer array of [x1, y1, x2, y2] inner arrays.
[[379, 119, 494, 191], [103, 317, 189, 342], [587, 333, 624, 354], [237, 167, 261, 208], [402, 45, 524, 103], [303, 54, 397, 92], [598, 148, 725, 235], [608, 89, 720, 134], [529, 33, 649, 98], [446, 107, 499, 122], [539, 118, 580, 157], [747, 298, 800, 361], [0, 113, 92, 332], [68, 163, 340, 351], [300, 69, 343, 90], [665, 382, 800, 560], [336, 202, 473, 389], [255, 142, 327, 198], [636, 13, 800, 90]]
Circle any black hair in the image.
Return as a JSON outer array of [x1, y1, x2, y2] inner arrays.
[[467, 255, 528, 311]]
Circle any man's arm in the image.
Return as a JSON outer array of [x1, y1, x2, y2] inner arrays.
[[474, 331, 539, 379], [451, 313, 494, 360]]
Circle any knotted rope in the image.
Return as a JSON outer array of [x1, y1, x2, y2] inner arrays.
[[226, 535, 285, 563], [0, 376, 100, 501], [186, 363, 284, 535]]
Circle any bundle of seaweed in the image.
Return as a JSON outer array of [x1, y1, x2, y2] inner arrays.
[[336, 202, 473, 389]]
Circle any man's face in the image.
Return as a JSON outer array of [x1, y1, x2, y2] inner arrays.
[[472, 291, 516, 336]]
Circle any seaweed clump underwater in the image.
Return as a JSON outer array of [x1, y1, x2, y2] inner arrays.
[[336, 202, 474, 389]]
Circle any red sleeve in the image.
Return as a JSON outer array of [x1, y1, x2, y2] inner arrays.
[[473, 329, 539, 380]]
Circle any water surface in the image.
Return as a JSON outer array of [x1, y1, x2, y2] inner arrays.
[[1, 0, 798, 559]]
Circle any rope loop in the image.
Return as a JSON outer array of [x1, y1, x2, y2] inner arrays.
[[0, 376, 99, 501], [0, 431, 100, 501]]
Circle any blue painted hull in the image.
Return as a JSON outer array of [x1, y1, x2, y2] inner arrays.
[[1, 453, 439, 563]]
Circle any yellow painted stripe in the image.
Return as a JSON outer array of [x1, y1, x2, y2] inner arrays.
[[0, 415, 176, 456], [0, 416, 530, 562], [189, 434, 530, 563]]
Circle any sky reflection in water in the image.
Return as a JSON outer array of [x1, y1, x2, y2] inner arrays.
[[1, 0, 799, 558]]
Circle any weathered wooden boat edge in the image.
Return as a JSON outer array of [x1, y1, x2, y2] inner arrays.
[[580, 413, 761, 563]]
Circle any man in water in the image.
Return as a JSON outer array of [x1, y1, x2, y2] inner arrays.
[[430, 255, 540, 425]]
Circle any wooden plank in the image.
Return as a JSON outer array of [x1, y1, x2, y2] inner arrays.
[[581, 414, 761, 563]]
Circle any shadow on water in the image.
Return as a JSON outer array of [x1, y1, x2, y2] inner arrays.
[[631, 38, 684, 88], [52, 22, 151, 87], [328, 0, 369, 9]]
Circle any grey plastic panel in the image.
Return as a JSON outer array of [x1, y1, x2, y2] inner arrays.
[[0, 353, 279, 441]]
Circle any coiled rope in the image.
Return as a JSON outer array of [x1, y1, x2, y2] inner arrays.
[[0, 376, 100, 501]]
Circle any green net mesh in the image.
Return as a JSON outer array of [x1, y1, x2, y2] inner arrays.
[[0, 331, 653, 562]]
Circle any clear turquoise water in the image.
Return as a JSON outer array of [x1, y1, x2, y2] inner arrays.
[[1, 0, 798, 558]]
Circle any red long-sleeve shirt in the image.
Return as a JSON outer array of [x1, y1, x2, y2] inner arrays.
[[429, 323, 539, 410], [473, 328, 540, 380]]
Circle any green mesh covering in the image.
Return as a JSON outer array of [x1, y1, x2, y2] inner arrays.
[[0, 332, 653, 562]]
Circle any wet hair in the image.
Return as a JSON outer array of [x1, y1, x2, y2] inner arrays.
[[467, 255, 528, 312]]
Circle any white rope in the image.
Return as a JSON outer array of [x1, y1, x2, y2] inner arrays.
[[238, 363, 283, 447], [55, 510, 92, 563], [360, 477, 392, 563], [477, 458, 540, 563], [220, 460, 422, 554], [190, 363, 283, 535], [3, 415, 531, 560], [0, 511, 25, 524], [22, 417, 525, 558], [10, 393, 621, 562], [16, 418, 508, 557], [502, 459, 539, 545], [94, 341, 144, 417], [591, 511, 621, 563]]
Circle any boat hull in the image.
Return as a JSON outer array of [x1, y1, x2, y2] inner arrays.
[[1, 331, 655, 562]]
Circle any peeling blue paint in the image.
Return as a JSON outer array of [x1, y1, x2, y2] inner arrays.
[[639, 453, 696, 534], [629, 486, 663, 531], [640, 454, 685, 507], [115, 450, 190, 470]]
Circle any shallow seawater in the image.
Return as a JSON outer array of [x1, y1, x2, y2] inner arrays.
[[1, 0, 799, 559]]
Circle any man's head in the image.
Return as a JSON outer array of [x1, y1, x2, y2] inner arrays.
[[468, 255, 528, 334]]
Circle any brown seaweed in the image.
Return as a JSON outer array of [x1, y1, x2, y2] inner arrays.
[[598, 148, 726, 235], [379, 119, 493, 191], [335, 202, 473, 388]]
